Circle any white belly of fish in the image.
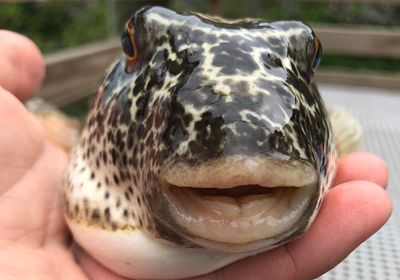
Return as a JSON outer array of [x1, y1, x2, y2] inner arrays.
[[68, 220, 258, 279]]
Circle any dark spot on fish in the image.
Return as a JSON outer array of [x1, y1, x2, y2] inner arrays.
[[113, 173, 120, 185], [123, 209, 129, 218], [124, 190, 130, 201], [92, 209, 100, 221]]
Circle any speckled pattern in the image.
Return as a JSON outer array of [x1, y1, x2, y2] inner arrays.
[[63, 6, 335, 248]]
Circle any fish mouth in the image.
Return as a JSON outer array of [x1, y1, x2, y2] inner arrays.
[[159, 155, 318, 251]]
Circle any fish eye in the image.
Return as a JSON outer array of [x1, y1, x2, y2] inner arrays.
[[121, 21, 136, 61], [311, 37, 322, 71]]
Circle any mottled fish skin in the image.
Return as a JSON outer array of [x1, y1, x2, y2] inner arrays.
[[64, 6, 335, 250]]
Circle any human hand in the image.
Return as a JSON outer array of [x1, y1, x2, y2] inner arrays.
[[0, 30, 88, 279], [0, 30, 391, 280]]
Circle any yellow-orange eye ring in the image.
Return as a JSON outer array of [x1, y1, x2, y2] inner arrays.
[[121, 21, 137, 61]]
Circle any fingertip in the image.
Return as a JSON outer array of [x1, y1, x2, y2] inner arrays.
[[285, 181, 391, 279], [334, 151, 388, 188], [0, 86, 44, 141], [0, 30, 45, 101], [325, 181, 392, 231], [0, 87, 45, 188]]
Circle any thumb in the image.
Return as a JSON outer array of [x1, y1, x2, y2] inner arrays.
[[0, 30, 45, 101]]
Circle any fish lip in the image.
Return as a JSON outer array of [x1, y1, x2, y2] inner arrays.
[[160, 154, 317, 189], [157, 155, 320, 252]]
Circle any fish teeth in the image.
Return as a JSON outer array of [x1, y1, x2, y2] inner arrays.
[[201, 196, 240, 220], [239, 194, 278, 217], [165, 183, 314, 245]]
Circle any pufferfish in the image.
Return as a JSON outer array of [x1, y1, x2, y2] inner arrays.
[[61, 6, 362, 279]]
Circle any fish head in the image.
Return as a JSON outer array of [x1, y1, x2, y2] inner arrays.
[[65, 6, 336, 254]]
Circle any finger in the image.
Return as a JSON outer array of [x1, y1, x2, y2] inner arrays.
[[0, 30, 45, 101], [46, 245, 89, 280], [333, 151, 388, 188], [0, 87, 44, 190], [76, 247, 130, 280], [0, 142, 68, 247], [195, 181, 391, 280]]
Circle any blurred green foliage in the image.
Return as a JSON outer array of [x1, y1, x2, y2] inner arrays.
[[322, 55, 400, 73], [61, 95, 93, 121], [0, 1, 111, 53], [172, 0, 400, 26]]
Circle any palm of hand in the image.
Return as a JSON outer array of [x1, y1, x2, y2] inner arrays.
[[0, 30, 391, 280], [0, 91, 87, 279]]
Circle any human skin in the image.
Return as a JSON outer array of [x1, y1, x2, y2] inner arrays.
[[0, 30, 392, 280]]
